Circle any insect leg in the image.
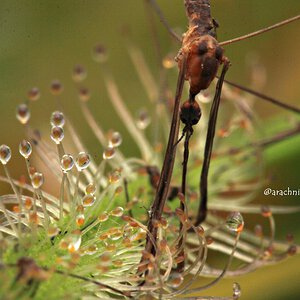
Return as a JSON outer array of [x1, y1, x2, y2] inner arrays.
[[195, 60, 230, 226], [144, 55, 187, 256], [222, 78, 300, 114]]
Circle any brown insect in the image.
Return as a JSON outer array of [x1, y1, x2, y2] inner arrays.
[[144, 0, 300, 258]]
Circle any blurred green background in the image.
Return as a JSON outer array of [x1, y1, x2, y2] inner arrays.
[[0, 0, 300, 299]]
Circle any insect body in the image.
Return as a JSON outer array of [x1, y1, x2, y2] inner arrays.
[[177, 0, 227, 99], [144, 0, 300, 258]]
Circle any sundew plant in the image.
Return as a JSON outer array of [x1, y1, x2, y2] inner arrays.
[[1, 1, 300, 300]]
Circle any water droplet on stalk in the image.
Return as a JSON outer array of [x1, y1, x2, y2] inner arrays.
[[261, 206, 272, 217], [93, 44, 108, 63], [226, 212, 244, 233], [19, 140, 32, 159], [85, 245, 98, 255], [75, 152, 90, 171], [50, 80, 63, 95], [76, 214, 85, 226], [72, 65, 87, 82], [47, 226, 60, 237], [110, 206, 124, 217], [31, 172, 44, 189], [233, 282, 241, 299], [79, 87, 90, 102], [163, 53, 176, 69], [98, 212, 109, 222], [86, 183, 96, 195], [16, 104, 30, 124], [108, 131, 122, 148], [0, 145, 11, 165], [61, 154, 74, 173], [108, 171, 121, 184], [82, 194, 96, 207], [50, 111, 65, 127], [67, 230, 82, 253], [287, 245, 297, 256], [103, 147, 115, 160], [167, 272, 184, 288], [136, 109, 151, 129], [28, 87, 40, 101], [50, 126, 64, 144]]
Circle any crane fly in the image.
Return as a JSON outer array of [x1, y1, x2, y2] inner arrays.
[[144, 0, 300, 259]]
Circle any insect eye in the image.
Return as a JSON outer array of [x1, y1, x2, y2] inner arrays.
[[215, 46, 223, 60], [198, 42, 208, 55]]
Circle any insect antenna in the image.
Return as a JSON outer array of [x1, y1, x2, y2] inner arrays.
[[220, 15, 300, 46], [146, 0, 182, 43]]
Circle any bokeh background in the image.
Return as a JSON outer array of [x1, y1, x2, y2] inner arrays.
[[0, 0, 300, 299]]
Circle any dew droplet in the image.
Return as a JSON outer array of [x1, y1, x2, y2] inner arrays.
[[106, 244, 116, 252], [61, 154, 74, 173], [233, 282, 241, 299], [67, 230, 82, 253], [287, 245, 297, 256], [226, 212, 244, 233], [50, 126, 64, 144], [85, 183, 96, 195], [28, 87, 40, 101], [78, 87, 90, 102], [24, 197, 33, 210], [110, 206, 124, 217], [50, 80, 63, 95], [162, 53, 176, 69], [167, 272, 184, 288], [286, 233, 294, 243], [16, 104, 30, 124], [114, 186, 123, 195], [109, 231, 123, 241], [99, 252, 111, 266], [29, 212, 39, 224], [92, 44, 108, 63], [103, 147, 115, 160], [82, 194, 96, 207], [108, 131, 122, 148], [85, 245, 98, 255], [50, 111, 65, 127], [75, 152, 90, 171], [0, 145, 11, 165], [108, 171, 121, 184], [76, 204, 84, 213], [98, 212, 109, 222], [136, 109, 151, 130], [76, 214, 85, 227], [112, 259, 123, 267], [13, 205, 20, 214], [19, 140, 32, 159], [47, 226, 60, 237], [261, 205, 272, 218], [31, 172, 44, 189], [99, 233, 109, 241], [72, 65, 87, 82], [206, 236, 214, 245]]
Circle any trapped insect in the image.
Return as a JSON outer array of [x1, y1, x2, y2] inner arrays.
[[0, 1, 300, 299]]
